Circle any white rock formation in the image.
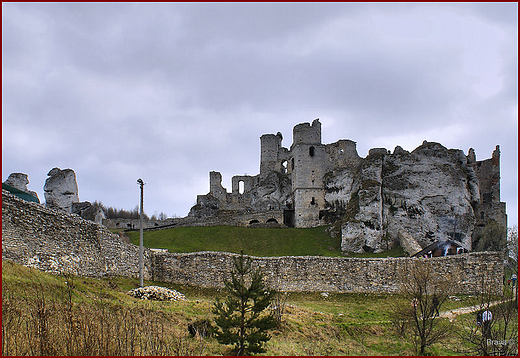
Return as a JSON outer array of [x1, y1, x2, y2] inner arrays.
[[341, 141, 478, 253], [3, 173, 39, 201], [44, 168, 79, 213]]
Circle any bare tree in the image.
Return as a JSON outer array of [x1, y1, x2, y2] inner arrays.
[[456, 275, 518, 356], [392, 259, 454, 355]]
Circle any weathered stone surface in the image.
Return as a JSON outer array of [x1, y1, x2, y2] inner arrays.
[[152, 251, 503, 295], [44, 168, 79, 212], [188, 121, 506, 253], [398, 230, 423, 256], [127, 286, 187, 301], [2, 189, 503, 295], [2, 190, 152, 278], [3, 173, 39, 201]]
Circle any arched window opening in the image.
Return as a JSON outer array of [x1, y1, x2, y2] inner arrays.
[[266, 218, 278, 224], [249, 219, 260, 225], [281, 160, 288, 174], [239, 181, 245, 195], [309, 146, 315, 157]]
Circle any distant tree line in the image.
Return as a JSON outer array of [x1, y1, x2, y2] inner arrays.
[[90, 201, 170, 221]]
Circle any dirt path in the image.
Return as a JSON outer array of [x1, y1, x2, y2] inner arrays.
[[439, 300, 509, 321]]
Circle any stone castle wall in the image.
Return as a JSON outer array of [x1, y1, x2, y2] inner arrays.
[[2, 190, 153, 278], [191, 119, 507, 254], [152, 251, 503, 294], [2, 190, 503, 294]]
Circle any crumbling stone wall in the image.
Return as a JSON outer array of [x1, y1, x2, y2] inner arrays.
[[190, 120, 507, 254], [2, 189, 503, 294], [2, 190, 152, 278]]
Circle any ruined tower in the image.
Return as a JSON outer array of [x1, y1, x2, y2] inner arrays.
[[470, 145, 508, 246], [259, 132, 283, 178], [290, 119, 326, 228], [190, 119, 507, 254]]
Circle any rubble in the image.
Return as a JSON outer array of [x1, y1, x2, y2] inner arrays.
[[127, 286, 188, 301]]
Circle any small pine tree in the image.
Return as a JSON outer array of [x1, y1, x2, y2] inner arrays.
[[212, 252, 276, 356]]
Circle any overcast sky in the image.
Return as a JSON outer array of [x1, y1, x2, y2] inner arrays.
[[2, 2, 518, 226]]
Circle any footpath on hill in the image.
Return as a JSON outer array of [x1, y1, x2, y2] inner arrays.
[[439, 299, 512, 322], [325, 299, 512, 326]]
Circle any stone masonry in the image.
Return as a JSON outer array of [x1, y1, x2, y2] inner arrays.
[[2, 189, 503, 294], [189, 119, 507, 254], [2, 189, 152, 278]]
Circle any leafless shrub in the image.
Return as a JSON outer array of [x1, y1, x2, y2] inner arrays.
[[391, 259, 454, 355], [1, 277, 208, 356]]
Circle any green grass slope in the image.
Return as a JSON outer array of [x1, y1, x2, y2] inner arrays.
[[3, 260, 500, 356], [126, 225, 345, 257]]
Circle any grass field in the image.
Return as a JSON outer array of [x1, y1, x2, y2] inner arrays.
[[4, 260, 514, 356], [125, 225, 407, 258]]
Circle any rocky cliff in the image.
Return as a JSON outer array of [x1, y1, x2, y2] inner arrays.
[[190, 120, 506, 254], [338, 141, 480, 253]]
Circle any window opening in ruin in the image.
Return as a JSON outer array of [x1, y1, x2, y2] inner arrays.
[[266, 218, 278, 224], [281, 160, 288, 174], [340, 149, 344, 154], [309, 146, 315, 157], [239, 181, 245, 195], [311, 197, 316, 205], [291, 158, 295, 170]]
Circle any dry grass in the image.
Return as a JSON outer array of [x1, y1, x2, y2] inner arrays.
[[3, 260, 515, 356]]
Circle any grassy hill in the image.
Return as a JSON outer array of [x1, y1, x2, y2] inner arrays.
[[2, 260, 488, 356], [125, 225, 406, 257]]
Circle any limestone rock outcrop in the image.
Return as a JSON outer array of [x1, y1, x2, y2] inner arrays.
[[339, 141, 480, 253], [190, 120, 507, 253], [44, 168, 79, 213], [3, 173, 39, 202]]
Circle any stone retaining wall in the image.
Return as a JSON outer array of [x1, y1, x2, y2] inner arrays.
[[152, 251, 503, 294], [2, 190, 153, 278], [2, 190, 503, 294]]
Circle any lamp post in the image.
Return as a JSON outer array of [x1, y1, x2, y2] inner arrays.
[[137, 178, 144, 287]]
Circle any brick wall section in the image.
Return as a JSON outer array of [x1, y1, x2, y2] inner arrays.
[[2, 189, 503, 294], [2, 190, 152, 278]]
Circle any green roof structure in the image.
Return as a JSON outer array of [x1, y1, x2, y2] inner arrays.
[[2, 183, 40, 203]]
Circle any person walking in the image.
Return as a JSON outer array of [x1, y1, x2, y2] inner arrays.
[[482, 308, 492, 338]]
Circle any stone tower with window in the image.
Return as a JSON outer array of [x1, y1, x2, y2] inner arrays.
[[289, 119, 326, 228], [190, 118, 507, 254]]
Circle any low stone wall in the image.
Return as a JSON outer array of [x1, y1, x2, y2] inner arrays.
[[2, 190, 152, 278], [152, 251, 503, 294], [2, 189, 503, 294]]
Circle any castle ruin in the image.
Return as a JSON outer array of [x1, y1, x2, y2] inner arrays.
[[189, 119, 507, 253]]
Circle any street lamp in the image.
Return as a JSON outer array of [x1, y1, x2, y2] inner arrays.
[[137, 178, 144, 287]]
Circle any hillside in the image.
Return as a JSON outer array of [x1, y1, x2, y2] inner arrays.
[[125, 225, 406, 257], [2, 260, 495, 356]]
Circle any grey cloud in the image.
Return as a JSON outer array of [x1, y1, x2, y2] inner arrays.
[[2, 2, 517, 224]]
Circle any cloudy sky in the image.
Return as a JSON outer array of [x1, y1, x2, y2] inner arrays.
[[2, 2, 518, 225]]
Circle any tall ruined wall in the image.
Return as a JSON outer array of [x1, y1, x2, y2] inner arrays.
[[2, 190, 153, 278], [152, 251, 503, 294], [3, 189, 503, 295]]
